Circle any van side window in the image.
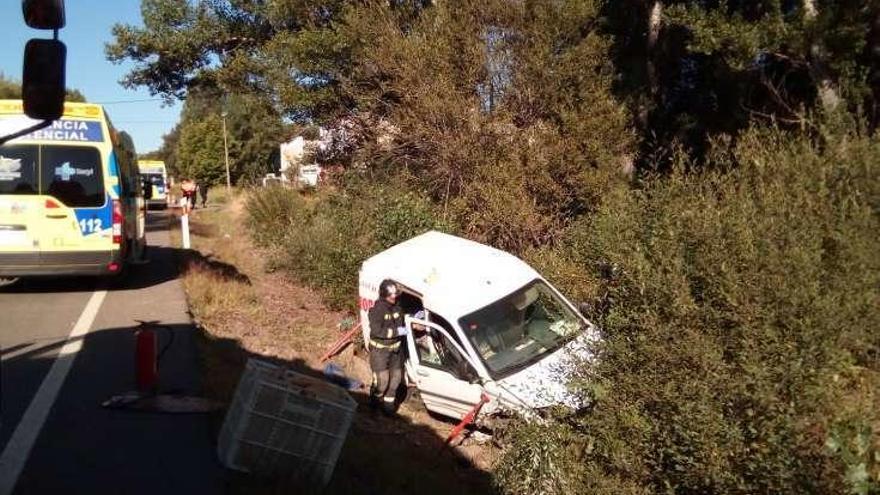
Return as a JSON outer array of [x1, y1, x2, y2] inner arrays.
[[415, 325, 470, 378], [415, 333, 443, 367], [396, 291, 423, 316], [429, 313, 461, 345], [41, 146, 104, 207], [0, 144, 38, 195]]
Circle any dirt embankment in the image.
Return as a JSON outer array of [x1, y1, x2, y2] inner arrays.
[[174, 195, 499, 495]]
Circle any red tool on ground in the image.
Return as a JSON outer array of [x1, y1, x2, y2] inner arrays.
[[445, 392, 491, 445], [104, 322, 220, 413], [320, 323, 362, 363]]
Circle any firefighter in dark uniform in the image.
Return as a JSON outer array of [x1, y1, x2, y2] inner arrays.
[[368, 279, 407, 414]]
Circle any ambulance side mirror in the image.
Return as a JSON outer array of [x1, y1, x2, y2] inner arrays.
[[23, 0, 66, 29], [22, 39, 67, 121]]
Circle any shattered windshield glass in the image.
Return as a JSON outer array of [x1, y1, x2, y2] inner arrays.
[[459, 280, 582, 378]]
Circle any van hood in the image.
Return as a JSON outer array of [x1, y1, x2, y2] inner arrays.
[[494, 329, 595, 411]]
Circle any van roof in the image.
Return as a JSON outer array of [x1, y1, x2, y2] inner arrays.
[[361, 231, 540, 317], [138, 160, 166, 172], [0, 100, 105, 120]]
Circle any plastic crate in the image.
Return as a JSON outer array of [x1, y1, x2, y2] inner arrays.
[[217, 359, 357, 486]]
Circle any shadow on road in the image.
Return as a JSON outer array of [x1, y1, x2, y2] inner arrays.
[[2, 320, 498, 495], [0, 211, 198, 294], [1, 245, 185, 294], [1, 322, 225, 495], [2, 275, 102, 294]]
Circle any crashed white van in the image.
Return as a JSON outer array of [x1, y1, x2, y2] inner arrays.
[[359, 231, 595, 422]]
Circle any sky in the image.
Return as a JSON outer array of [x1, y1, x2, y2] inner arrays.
[[0, 0, 181, 153]]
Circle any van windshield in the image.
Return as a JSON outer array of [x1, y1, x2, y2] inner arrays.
[[0, 143, 104, 207], [459, 280, 582, 378], [143, 173, 164, 185]]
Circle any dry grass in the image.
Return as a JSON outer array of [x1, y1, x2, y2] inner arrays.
[[182, 262, 259, 324], [172, 195, 499, 495]]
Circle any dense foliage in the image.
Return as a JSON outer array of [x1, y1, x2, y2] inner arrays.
[[112, 1, 879, 493], [247, 175, 449, 308], [141, 85, 286, 185], [502, 122, 880, 494]]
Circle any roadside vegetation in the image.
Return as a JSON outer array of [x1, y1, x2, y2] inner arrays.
[[246, 120, 880, 495], [176, 195, 496, 495], [246, 180, 448, 309], [117, 1, 879, 493]]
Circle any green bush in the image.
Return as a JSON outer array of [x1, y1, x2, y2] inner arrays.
[[207, 186, 235, 206], [246, 177, 453, 310], [493, 420, 589, 495], [245, 186, 306, 246], [373, 189, 456, 248], [280, 190, 375, 309], [498, 122, 880, 495]]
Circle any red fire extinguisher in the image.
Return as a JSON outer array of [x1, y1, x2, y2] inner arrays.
[[135, 323, 158, 394]]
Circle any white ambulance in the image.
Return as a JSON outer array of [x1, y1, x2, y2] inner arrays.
[[359, 231, 596, 422]]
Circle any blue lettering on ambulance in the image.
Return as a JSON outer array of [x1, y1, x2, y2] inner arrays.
[[23, 120, 103, 143]]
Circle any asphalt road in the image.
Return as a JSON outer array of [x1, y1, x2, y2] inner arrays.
[[0, 211, 225, 495]]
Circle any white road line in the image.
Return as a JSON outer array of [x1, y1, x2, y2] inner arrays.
[[0, 289, 107, 495], [1, 339, 66, 362]]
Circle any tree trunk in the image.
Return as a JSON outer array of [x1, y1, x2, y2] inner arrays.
[[637, 0, 663, 127], [867, 5, 880, 126], [646, 0, 663, 96], [803, 0, 841, 110]]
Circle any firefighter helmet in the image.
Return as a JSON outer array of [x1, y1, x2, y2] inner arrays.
[[379, 279, 399, 299]]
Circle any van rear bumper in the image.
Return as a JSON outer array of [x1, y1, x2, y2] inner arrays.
[[0, 251, 121, 277]]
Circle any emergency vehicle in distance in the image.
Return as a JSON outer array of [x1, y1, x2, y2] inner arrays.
[[359, 231, 597, 424], [138, 160, 169, 209], [0, 100, 147, 285]]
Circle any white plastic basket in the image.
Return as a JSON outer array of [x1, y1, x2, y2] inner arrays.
[[217, 359, 357, 486]]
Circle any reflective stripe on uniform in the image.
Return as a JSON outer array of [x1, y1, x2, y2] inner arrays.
[[370, 339, 401, 350]]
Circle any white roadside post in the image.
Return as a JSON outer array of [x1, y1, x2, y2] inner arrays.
[[180, 197, 191, 249]]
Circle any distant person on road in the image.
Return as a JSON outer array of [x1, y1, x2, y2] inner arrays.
[[199, 181, 210, 208], [180, 178, 197, 214], [368, 279, 408, 415]]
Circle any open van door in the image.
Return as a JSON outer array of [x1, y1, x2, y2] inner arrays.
[[404, 316, 485, 419]]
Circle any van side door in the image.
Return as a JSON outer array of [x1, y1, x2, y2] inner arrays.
[[404, 316, 485, 420]]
